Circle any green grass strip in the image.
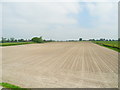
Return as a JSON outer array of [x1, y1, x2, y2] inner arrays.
[[92, 41, 120, 52], [0, 42, 35, 46], [0, 82, 30, 90], [0, 82, 20, 88]]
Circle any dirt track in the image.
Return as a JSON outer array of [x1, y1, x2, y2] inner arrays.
[[2, 42, 118, 88]]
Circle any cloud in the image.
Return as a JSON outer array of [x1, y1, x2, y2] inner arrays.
[[2, 2, 118, 40], [1, 0, 119, 2], [3, 2, 82, 39], [86, 2, 117, 23], [86, 2, 118, 37], [3, 2, 81, 24]]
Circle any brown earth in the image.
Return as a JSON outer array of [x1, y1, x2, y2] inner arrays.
[[1, 42, 118, 88]]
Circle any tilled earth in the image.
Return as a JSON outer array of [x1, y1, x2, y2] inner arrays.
[[1, 42, 118, 88]]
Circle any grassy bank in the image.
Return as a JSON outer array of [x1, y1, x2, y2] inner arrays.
[[92, 41, 120, 52], [0, 82, 20, 88], [0, 42, 35, 46], [0, 82, 30, 90]]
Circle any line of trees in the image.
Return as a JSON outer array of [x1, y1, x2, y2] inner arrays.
[[0, 37, 55, 43], [1, 37, 32, 43], [89, 38, 119, 41], [1, 37, 120, 43], [67, 38, 119, 42]]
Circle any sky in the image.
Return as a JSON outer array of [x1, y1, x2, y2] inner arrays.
[[1, 0, 118, 40]]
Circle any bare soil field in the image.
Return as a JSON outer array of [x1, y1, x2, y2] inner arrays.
[[1, 42, 118, 88]]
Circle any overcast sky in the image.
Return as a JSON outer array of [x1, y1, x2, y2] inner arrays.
[[1, 0, 118, 40]]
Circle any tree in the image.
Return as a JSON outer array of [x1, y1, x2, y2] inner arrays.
[[79, 38, 82, 41], [100, 38, 105, 41], [31, 37, 44, 43], [112, 39, 115, 41], [1, 37, 7, 43], [10, 38, 15, 42], [89, 39, 95, 41], [109, 39, 111, 41], [6, 39, 10, 42], [18, 39, 25, 42], [14, 39, 18, 42], [118, 38, 120, 41]]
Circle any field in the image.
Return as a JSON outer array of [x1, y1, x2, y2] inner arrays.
[[93, 41, 119, 52], [1, 42, 118, 88], [0, 42, 34, 46], [93, 41, 118, 47]]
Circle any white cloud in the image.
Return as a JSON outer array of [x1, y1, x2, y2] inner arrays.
[[1, 0, 119, 2], [2, 1, 118, 40], [2, 2, 82, 39], [85, 2, 118, 38], [3, 2, 82, 27], [86, 2, 117, 22]]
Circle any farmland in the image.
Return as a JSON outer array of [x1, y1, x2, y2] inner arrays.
[[93, 41, 119, 52], [1, 42, 118, 88]]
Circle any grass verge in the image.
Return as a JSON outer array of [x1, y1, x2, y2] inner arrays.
[[0, 42, 35, 46], [0, 82, 30, 90], [92, 41, 120, 52], [0, 82, 21, 88]]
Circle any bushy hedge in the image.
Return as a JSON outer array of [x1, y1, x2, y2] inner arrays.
[[31, 37, 44, 43]]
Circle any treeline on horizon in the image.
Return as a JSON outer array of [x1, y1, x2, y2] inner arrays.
[[88, 38, 119, 41], [0, 37, 55, 43], [1, 37, 120, 43]]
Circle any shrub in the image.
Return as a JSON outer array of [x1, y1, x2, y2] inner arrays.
[[31, 37, 44, 43]]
